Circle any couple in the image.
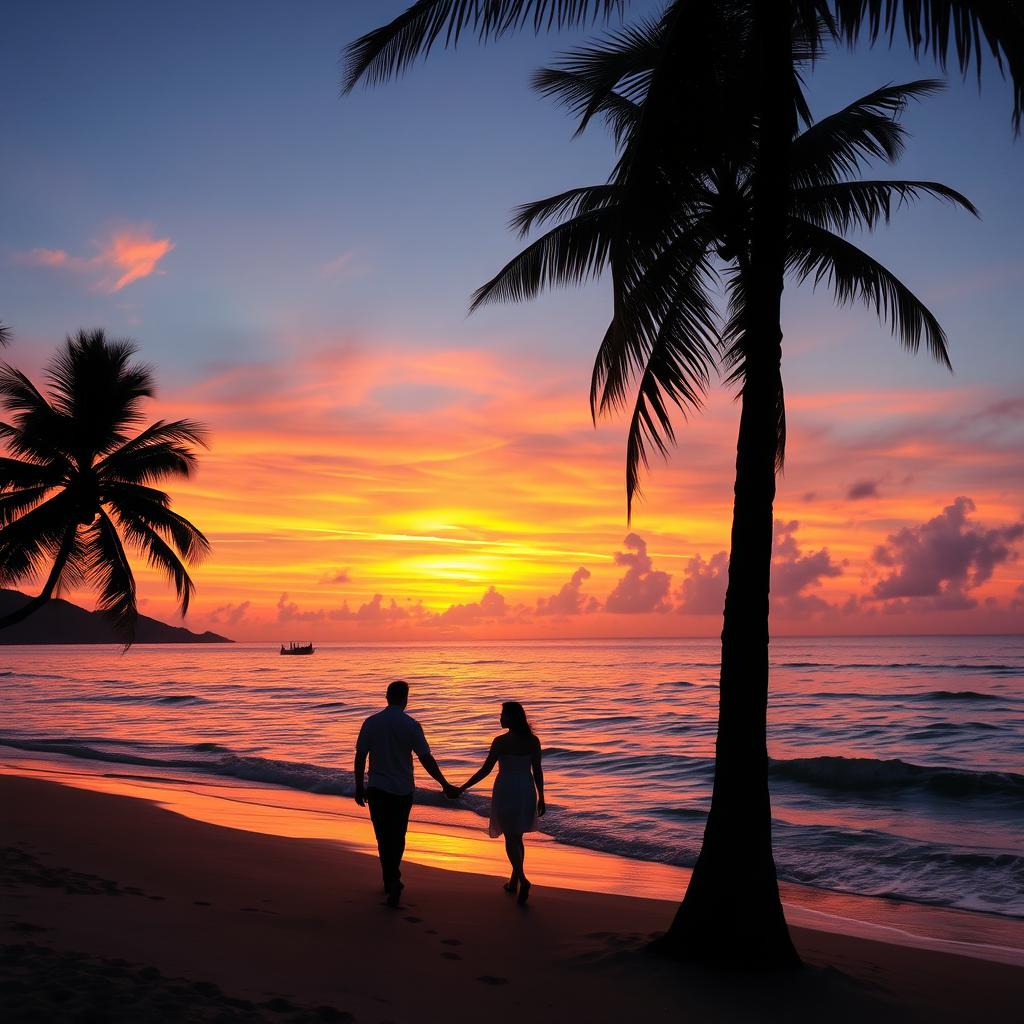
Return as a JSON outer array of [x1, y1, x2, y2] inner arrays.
[[354, 680, 545, 907]]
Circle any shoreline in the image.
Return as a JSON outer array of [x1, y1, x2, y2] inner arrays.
[[3, 749, 1022, 967], [2, 771, 1022, 1023]]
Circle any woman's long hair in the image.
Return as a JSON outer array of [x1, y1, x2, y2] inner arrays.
[[502, 701, 535, 739]]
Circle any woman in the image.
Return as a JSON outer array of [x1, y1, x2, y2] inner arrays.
[[458, 701, 545, 904]]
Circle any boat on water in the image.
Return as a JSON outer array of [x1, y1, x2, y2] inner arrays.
[[280, 641, 315, 656]]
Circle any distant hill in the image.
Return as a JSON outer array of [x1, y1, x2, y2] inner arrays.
[[0, 590, 232, 644]]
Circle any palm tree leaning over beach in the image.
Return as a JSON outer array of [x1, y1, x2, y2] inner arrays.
[[0, 329, 210, 644], [343, 0, 1023, 966]]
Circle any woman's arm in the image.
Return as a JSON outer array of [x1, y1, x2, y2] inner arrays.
[[532, 741, 545, 816], [460, 740, 499, 792]]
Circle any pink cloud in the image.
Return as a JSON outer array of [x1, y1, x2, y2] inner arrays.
[[17, 247, 78, 269], [207, 600, 251, 626], [13, 225, 174, 292], [676, 551, 729, 615], [330, 594, 422, 622], [675, 523, 843, 619], [436, 585, 508, 625], [276, 592, 325, 623], [605, 534, 672, 614], [319, 568, 351, 585], [868, 497, 1023, 611], [536, 567, 598, 617], [106, 229, 174, 290], [771, 521, 844, 616], [321, 251, 356, 277]]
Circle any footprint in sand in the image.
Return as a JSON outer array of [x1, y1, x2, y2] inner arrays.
[[403, 915, 423, 923], [441, 939, 462, 946], [477, 975, 508, 985], [193, 900, 212, 906], [441, 952, 462, 961]]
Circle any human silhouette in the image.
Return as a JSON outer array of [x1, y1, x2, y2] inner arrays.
[[354, 680, 458, 907], [458, 701, 545, 904]]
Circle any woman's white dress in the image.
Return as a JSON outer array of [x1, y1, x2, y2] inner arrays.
[[488, 753, 538, 838]]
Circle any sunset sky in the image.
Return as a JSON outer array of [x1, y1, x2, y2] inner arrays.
[[2, 0, 1022, 640]]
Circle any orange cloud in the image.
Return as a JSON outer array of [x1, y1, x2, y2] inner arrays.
[[106, 229, 174, 290], [13, 224, 174, 292]]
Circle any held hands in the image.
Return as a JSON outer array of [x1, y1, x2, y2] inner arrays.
[[442, 782, 462, 800]]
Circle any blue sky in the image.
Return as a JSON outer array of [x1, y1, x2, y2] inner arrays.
[[3, 0, 1020, 390]]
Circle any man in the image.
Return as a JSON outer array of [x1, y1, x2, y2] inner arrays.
[[354, 679, 457, 907]]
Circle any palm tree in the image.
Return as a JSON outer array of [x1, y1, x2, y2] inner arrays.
[[472, 9, 976, 959], [343, 0, 1022, 965], [0, 329, 210, 644]]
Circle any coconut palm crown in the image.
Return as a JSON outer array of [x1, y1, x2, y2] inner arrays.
[[473, 49, 977, 515], [0, 330, 210, 643]]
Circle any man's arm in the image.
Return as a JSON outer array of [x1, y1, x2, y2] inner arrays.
[[412, 724, 458, 798], [354, 749, 368, 807], [417, 751, 458, 798]]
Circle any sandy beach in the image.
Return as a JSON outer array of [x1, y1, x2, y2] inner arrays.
[[2, 771, 1021, 1024]]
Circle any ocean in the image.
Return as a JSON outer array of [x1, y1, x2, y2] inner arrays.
[[2, 635, 1022, 918]]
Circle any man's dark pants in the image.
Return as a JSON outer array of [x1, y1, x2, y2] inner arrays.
[[366, 787, 414, 892]]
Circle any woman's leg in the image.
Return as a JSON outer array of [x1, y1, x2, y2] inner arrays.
[[504, 832, 525, 884], [516, 835, 532, 903]]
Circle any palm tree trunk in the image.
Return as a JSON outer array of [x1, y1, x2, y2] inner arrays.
[[652, 1, 799, 967], [0, 528, 76, 630]]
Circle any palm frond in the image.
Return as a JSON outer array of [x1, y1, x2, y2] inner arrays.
[[104, 481, 211, 564], [533, 68, 641, 142], [0, 492, 76, 586], [592, 225, 719, 420], [532, 15, 660, 135], [832, 0, 1024, 128], [342, 0, 622, 92], [510, 184, 617, 236], [0, 364, 57, 420], [112, 506, 198, 616], [793, 178, 979, 233], [0, 486, 52, 526], [470, 206, 615, 310], [790, 80, 944, 188], [96, 419, 209, 484], [86, 510, 138, 642], [787, 217, 952, 367], [623, 286, 719, 519], [0, 323, 11, 347], [0, 455, 62, 491]]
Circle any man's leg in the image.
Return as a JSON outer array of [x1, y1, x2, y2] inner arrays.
[[367, 790, 414, 899], [366, 789, 398, 891], [389, 793, 413, 894]]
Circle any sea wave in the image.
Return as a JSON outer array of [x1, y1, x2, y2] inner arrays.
[[778, 661, 1023, 674], [32, 692, 213, 707], [769, 755, 1024, 799], [3, 733, 1022, 917], [796, 689, 1009, 704]]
